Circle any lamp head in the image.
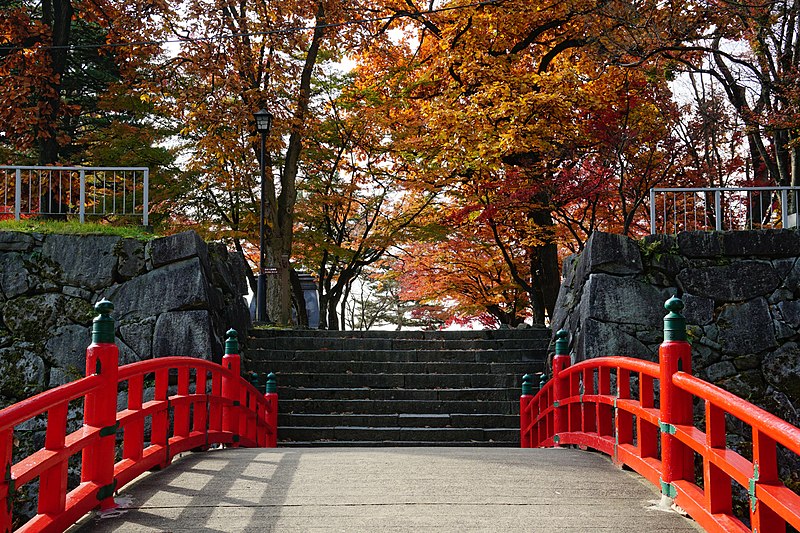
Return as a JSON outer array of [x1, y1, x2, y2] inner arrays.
[[254, 108, 273, 133]]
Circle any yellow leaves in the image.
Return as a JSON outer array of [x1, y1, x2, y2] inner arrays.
[[139, 93, 151, 103]]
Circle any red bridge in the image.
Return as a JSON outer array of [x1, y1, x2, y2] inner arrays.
[[0, 301, 277, 532], [1, 298, 798, 532]]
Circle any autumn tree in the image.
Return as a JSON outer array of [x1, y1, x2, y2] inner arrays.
[[398, 227, 532, 327], [0, 0, 169, 165], [294, 72, 437, 329], [608, 0, 800, 193], [549, 67, 686, 250], [150, 0, 421, 326], [352, 0, 690, 323]]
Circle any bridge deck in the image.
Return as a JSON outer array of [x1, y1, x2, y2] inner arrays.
[[73, 447, 701, 532]]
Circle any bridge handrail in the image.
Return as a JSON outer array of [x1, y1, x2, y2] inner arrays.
[[0, 376, 102, 434], [0, 302, 277, 533], [672, 372, 800, 456], [521, 297, 800, 533]]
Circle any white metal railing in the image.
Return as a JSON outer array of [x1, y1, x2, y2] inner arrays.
[[650, 186, 800, 234], [0, 166, 149, 225]]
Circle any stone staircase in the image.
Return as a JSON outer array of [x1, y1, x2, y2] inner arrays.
[[245, 328, 550, 446]]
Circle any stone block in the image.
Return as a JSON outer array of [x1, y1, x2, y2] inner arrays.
[[208, 243, 248, 298], [772, 257, 797, 280], [115, 238, 146, 280], [228, 250, 250, 296], [768, 288, 793, 304], [576, 232, 642, 283], [703, 324, 719, 342], [16, 350, 45, 387], [778, 300, 800, 328], [578, 318, 652, 362], [717, 298, 777, 356], [219, 297, 250, 351], [48, 367, 73, 387], [717, 370, 766, 398], [119, 316, 156, 360], [62, 286, 92, 300], [45, 324, 91, 372], [0, 329, 11, 348], [782, 257, 800, 292], [704, 360, 737, 381], [677, 231, 722, 258], [732, 354, 760, 371], [682, 293, 714, 325], [116, 338, 140, 366], [104, 257, 210, 318], [579, 273, 665, 326], [3, 293, 81, 341], [720, 229, 800, 257], [773, 319, 796, 340], [677, 260, 779, 301], [693, 343, 721, 369], [42, 234, 120, 290], [550, 255, 578, 334], [0, 232, 35, 252], [148, 231, 209, 270], [153, 310, 214, 359], [641, 235, 684, 280], [0, 253, 29, 298]]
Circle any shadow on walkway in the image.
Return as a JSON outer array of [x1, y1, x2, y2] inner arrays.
[[73, 447, 702, 532]]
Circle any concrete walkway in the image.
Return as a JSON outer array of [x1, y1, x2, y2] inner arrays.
[[74, 447, 701, 532]]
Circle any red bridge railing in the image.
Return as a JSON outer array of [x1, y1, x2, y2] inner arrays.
[[0, 301, 277, 532], [521, 296, 800, 533]]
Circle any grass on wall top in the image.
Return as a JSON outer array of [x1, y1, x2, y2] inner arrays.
[[0, 219, 157, 240]]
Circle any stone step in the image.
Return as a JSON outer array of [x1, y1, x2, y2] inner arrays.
[[277, 387, 523, 402], [251, 360, 540, 375], [250, 328, 550, 340], [277, 440, 515, 447], [278, 413, 519, 429], [278, 426, 518, 443], [249, 337, 547, 351], [246, 348, 547, 363], [247, 328, 548, 447], [271, 372, 528, 389], [278, 398, 519, 415]]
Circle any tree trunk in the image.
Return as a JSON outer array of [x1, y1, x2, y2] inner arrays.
[[289, 268, 308, 327], [318, 291, 329, 329], [327, 294, 340, 330], [272, 1, 326, 326], [38, 0, 73, 164]]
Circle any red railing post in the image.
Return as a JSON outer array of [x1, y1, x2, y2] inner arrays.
[[751, 428, 783, 531], [552, 330, 570, 446], [265, 373, 278, 448], [520, 374, 533, 448], [81, 300, 119, 510], [221, 329, 241, 447], [0, 429, 13, 529], [38, 403, 68, 516], [658, 296, 693, 504]]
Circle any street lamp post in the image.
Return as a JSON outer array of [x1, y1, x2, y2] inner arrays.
[[254, 108, 273, 323]]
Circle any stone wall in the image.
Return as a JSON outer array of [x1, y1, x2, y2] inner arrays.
[[0, 230, 250, 407], [551, 230, 800, 426]]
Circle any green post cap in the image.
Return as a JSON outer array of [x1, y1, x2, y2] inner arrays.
[[92, 300, 115, 344], [663, 296, 687, 342], [225, 329, 239, 355], [521, 374, 533, 396], [265, 372, 277, 394], [539, 372, 547, 389], [555, 329, 569, 356]]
